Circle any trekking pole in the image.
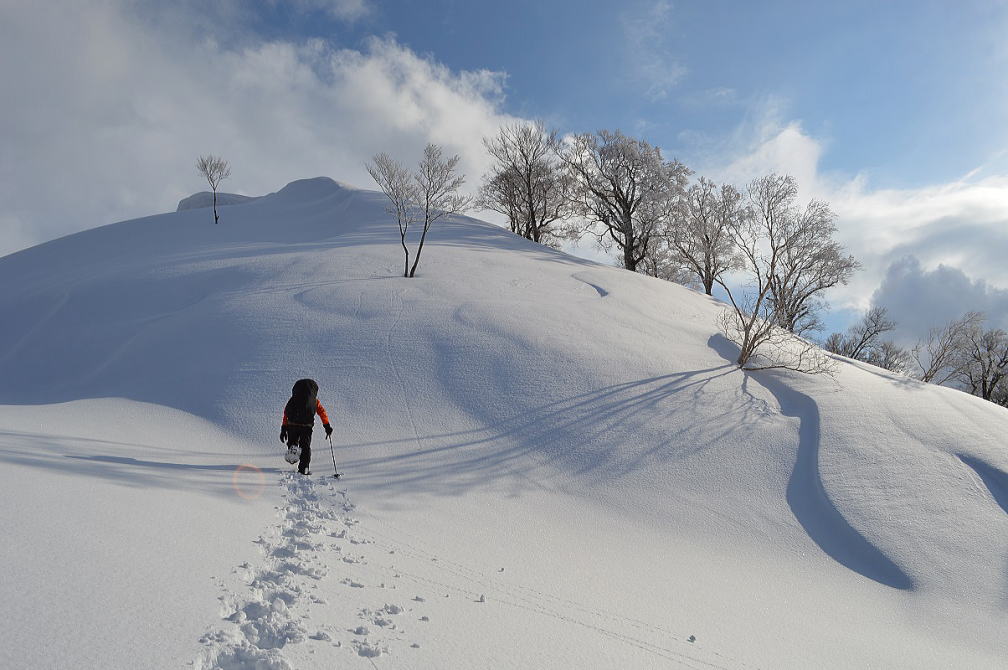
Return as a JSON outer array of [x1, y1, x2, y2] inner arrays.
[[328, 434, 340, 479]]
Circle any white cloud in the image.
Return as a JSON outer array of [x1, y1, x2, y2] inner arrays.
[[0, 1, 518, 257], [285, 0, 372, 22], [621, 1, 686, 101], [268, 0, 370, 22], [693, 104, 1008, 339]]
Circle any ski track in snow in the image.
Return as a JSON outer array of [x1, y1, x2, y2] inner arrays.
[[195, 473, 754, 670], [386, 288, 426, 454]]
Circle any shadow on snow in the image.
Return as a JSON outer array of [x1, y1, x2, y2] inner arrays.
[[958, 454, 1008, 515], [0, 430, 282, 499], [708, 334, 914, 591]]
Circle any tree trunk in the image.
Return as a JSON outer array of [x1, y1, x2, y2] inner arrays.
[[400, 231, 410, 278], [409, 223, 430, 278], [212, 189, 219, 224], [623, 244, 636, 272], [619, 213, 637, 271]]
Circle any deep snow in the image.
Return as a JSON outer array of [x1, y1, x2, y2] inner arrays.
[[0, 177, 1005, 669]]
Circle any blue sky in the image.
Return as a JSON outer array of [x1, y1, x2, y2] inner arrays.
[[2, 0, 1007, 341], [260, 0, 1008, 187]]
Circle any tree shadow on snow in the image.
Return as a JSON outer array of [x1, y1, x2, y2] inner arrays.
[[707, 334, 914, 591], [65, 454, 281, 472], [0, 431, 281, 500], [958, 454, 1008, 515], [335, 363, 753, 499], [954, 456, 1008, 609]]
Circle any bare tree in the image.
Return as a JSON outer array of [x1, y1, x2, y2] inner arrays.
[[664, 177, 743, 295], [823, 306, 896, 360], [478, 166, 523, 236], [717, 307, 833, 373], [196, 154, 231, 224], [366, 153, 417, 277], [911, 311, 1008, 406], [715, 175, 838, 373], [638, 234, 699, 288], [864, 340, 913, 375], [412, 144, 471, 277], [478, 122, 574, 247], [959, 320, 1008, 403], [994, 385, 1008, 408], [367, 144, 470, 278], [822, 305, 910, 374], [560, 130, 691, 272], [913, 312, 982, 384], [821, 332, 845, 356], [760, 177, 859, 334]]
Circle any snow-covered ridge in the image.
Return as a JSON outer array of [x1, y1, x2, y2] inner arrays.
[[0, 177, 1005, 669], [177, 191, 258, 211], [176, 177, 367, 211]]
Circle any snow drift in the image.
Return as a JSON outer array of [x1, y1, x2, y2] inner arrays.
[[0, 177, 1005, 669]]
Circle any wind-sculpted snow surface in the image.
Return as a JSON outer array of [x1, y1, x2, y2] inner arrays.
[[1, 177, 1007, 668], [959, 455, 1008, 515]]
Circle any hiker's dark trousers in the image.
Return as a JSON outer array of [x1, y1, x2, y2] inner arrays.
[[286, 425, 313, 473]]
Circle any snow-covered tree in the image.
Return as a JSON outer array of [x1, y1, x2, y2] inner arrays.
[[716, 175, 843, 373], [560, 130, 690, 272], [413, 144, 471, 277], [664, 177, 744, 295], [759, 176, 859, 335], [196, 154, 230, 224], [366, 153, 417, 278], [959, 318, 1008, 404], [478, 166, 522, 236], [367, 144, 470, 278], [637, 234, 699, 288], [478, 121, 574, 247]]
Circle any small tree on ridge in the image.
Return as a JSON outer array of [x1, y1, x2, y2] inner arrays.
[[196, 154, 231, 224], [367, 153, 417, 277], [367, 144, 470, 278]]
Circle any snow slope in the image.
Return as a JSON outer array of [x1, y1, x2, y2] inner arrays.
[[177, 191, 257, 212], [0, 177, 1005, 669]]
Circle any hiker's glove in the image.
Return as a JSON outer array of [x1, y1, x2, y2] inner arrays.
[[280, 426, 288, 443], [324, 423, 333, 437]]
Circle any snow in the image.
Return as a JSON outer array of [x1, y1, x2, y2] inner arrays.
[[0, 176, 1006, 668], [0, 400, 280, 669], [177, 191, 257, 212]]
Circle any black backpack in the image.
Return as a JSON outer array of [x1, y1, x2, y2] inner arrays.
[[285, 378, 319, 426]]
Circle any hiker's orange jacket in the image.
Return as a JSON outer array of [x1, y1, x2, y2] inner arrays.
[[282, 399, 330, 426]]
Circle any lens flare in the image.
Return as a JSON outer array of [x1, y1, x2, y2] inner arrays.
[[232, 464, 265, 500]]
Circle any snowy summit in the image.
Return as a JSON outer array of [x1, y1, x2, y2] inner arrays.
[[0, 177, 1005, 669]]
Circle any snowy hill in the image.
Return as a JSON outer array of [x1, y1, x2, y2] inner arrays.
[[0, 177, 1005, 669], [177, 190, 257, 211]]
